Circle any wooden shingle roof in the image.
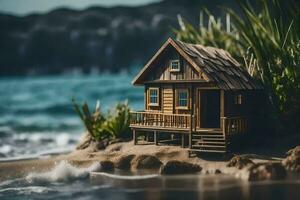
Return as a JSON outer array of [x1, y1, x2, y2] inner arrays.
[[133, 38, 263, 90]]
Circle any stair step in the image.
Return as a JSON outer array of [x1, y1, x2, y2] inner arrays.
[[193, 137, 225, 140], [196, 138, 226, 142], [192, 144, 226, 148], [193, 141, 226, 145], [192, 138, 224, 141], [193, 134, 223, 137], [194, 132, 222, 134], [192, 134, 224, 138], [189, 149, 226, 153], [195, 129, 222, 133], [192, 136, 224, 139]]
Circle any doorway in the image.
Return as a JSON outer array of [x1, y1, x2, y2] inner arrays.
[[199, 90, 220, 128]]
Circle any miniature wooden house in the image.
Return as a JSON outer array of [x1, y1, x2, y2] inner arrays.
[[130, 38, 263, 153]]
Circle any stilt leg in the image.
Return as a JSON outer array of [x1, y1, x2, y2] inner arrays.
[[189, 132, 192, 148], [156, 132, 160, 145], [145, 132, 148, 142], [133, 129, 137, 145], [154, 131, 157, 145], [181, 134, 185, 148]]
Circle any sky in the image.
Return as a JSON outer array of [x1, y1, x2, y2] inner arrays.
[[0, 0, 160, 16]]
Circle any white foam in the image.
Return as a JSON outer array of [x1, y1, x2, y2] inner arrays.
[[0, 144, 13, 154], [26, 160, 101, 183], [55, 133, 71, 146], [13, 132, 78, 145], [0, 186, 52, 194], [90, 172, 160, 180], [0, 132, 79, 160]]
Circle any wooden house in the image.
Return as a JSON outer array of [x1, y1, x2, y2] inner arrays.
[[129, 38, 263, 153]]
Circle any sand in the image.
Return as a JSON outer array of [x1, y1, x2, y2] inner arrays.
[[0, 140, 282, 181]]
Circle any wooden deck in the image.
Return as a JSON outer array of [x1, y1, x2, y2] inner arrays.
[[130, 111, 248, 153]]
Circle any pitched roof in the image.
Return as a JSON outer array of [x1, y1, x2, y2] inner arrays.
[[132, 38, 263, 90]]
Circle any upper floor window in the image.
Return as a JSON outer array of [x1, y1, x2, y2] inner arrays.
[[176, 89, 189, 109], [235, 94, 243, 105], [170, 60, 180, 72], [148, 88, 159, 106]]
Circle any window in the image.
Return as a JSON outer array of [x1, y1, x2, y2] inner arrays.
[[170, 60, 180, 72], [148, 88, 159, 106], [176, 89, 189, 109], [235, 94, 243, 105]]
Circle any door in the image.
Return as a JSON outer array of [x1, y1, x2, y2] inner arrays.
[[199, 90, 220, 128]]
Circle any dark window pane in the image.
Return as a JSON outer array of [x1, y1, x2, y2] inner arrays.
[[177, 90, 188, 107]]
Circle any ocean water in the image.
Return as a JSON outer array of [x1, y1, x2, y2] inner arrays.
[[0, 73, 143, 160], [0, 160, 299, 200]]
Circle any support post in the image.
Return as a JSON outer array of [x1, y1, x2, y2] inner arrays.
[[189, 115, 193, 148], [154, 131, 158, 145], [181, 134, 185, 148], [133, 129, 137, 145], [220, 90, 225, 129], [222, 117, 227, 140], [146, 132, 149, 142], [189, 84, 194, 149]]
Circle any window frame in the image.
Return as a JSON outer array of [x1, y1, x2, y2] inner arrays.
[[234, 94, 243, 105], [176, 89, 189, 109], [148, 87, 159, 106], [169, 59, 180, 72]]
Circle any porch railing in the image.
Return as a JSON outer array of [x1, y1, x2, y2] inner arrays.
[[130, 111, 192, 129], [221, 116, 248, 135], [130, 111, 248, 135]]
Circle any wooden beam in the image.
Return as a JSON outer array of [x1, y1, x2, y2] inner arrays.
[[198, 89, 201, 128], [189, 130, 192, 148], [220, 90, 225, 129], [181, 134, 185, 148], [220, 90, 225, 117], [154, 131, 159, 145], [144, 86, 147, 110], [189, 114, 193, 149], [133, 129, 137, 145]]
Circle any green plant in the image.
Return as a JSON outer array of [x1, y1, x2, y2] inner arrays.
[[104, 101, 131, 139], [72, 98, 131, 140], [175, 11, 242, 60], [72, 98, 110, 140], [227, 0, 300, 114], [174, 0, 300, 117]]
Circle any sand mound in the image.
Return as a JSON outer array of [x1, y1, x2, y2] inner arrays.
[[227, 155, 254, 169], [248, 162, 286, 181], [283, 146, 300, 172], [131, 155, 162, 170], [100, 160, 114, 171], [160, 160, 202, 175], [115, 155, 135, 170]]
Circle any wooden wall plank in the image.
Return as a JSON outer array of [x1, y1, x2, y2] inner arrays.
[[162, 85, 173, 113]]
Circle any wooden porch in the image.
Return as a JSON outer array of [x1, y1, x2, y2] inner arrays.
[[130, 111, 248, 153]]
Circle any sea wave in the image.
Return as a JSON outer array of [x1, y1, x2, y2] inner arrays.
[[90, 172, 160, 180], [0, 186, 53, 195], [0, 132, 79, 159], [26, 161, 101, 183]]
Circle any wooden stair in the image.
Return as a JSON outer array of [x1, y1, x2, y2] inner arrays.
[[190, 131, 227, 153]]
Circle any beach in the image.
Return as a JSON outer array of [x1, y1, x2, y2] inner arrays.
[[0, 134, 299, 200], [0, 139, 286, 182]]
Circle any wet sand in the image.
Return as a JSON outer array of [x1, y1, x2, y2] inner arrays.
[[0, 141, 281, 181]]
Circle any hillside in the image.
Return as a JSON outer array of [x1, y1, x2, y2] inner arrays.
[[0, 0, 247, 75]]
